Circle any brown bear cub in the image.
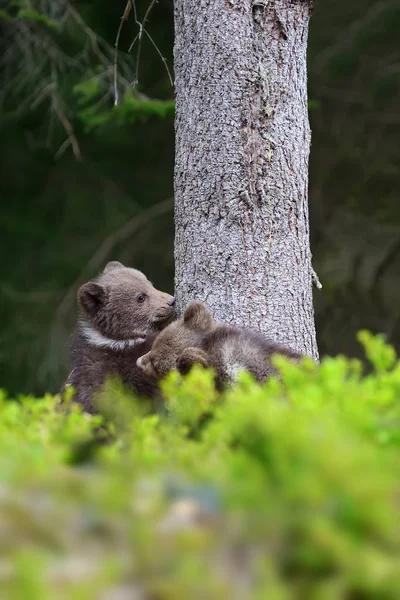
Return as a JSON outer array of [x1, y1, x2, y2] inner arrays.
[[136, 301, 302, 388], [65, 261, 175, 412]]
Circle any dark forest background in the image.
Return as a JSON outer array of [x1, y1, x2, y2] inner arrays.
[[0, 0, 399, 395]]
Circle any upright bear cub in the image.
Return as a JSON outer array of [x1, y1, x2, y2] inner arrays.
[[136, 301, 302, 388], [65, 261, 175, 412]]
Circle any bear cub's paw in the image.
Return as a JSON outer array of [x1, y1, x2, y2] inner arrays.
[[177, 346, 210, 375]]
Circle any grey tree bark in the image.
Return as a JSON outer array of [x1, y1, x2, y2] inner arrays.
[[173, 0, 319, 359]]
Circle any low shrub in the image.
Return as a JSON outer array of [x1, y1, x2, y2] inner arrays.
[[0, 331, 400, 598]]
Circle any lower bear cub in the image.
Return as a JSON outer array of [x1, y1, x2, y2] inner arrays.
[[136, 301, 302, 388]]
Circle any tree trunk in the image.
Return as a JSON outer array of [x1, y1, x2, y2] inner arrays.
[[173, 0, 318, 359]]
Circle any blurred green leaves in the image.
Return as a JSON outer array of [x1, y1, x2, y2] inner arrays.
[[1, 334, 400, 596], [73, 78, 175, 132]]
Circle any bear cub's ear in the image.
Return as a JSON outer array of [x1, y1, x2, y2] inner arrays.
[[78, 282, 107, 316], [183, 301, 213, 331], [103, 261, 124, 273]]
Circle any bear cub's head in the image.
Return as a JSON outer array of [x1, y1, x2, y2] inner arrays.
[[136, 301, 214, 379], [78, 261, 175, 340]]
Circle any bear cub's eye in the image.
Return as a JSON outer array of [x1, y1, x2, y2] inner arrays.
[[137, 294, 146, 303]]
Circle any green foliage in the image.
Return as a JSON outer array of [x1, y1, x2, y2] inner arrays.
[[15, 8, 59, 29], [73, 82, 175, 132], [113, 95, 175, 125], [308, 99, 320, 110], [1, 335, 400, 597], [0, 1, 59, 27], [0, 9, 12, 21], [73, 79, 102, 106]]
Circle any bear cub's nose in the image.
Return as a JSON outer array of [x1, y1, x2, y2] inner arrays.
[[168, 297, 176, 307]]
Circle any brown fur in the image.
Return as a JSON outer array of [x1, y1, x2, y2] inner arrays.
[[64, 261, 175, 412], [136, 301, 303, 389]]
